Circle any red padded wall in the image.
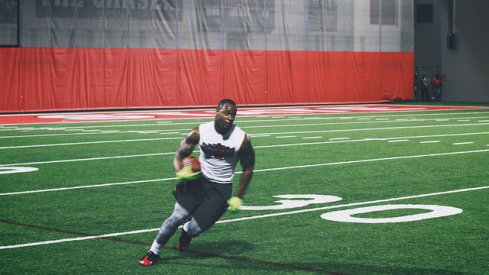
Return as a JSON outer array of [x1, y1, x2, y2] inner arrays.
[[0, 48, 413, 113]]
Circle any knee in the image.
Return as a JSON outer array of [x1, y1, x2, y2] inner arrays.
[[170, 211, 188, 223], [165, 214, 186, 228], [183, 219, 203, 237], [169, 202, 191, 223]]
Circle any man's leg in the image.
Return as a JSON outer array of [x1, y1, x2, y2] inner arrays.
[[177, 183, 231, 250], [140, 180, 204, 266], [150, 202, 191, 254], [139, 202, 190, 266]]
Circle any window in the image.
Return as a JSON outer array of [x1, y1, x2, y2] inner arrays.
[[0, 0, 19, 46], [370, 0, 397, 26], [308, 0, 338, 32]]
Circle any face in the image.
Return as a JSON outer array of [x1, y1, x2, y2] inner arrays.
[[214, 103, 237, 134]]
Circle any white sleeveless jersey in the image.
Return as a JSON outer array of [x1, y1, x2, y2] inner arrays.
[[198, 121, 245, 184]]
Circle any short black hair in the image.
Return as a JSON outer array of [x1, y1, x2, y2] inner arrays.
[[216, 99, 236, 111]]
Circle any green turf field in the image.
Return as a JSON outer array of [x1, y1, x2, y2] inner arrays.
[[1, 107, 489, 274]]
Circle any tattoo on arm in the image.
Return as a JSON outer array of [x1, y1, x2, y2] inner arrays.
[[174, 127, 200, 171]]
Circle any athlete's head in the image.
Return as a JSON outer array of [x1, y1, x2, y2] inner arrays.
[[214, 99, 237, 134]]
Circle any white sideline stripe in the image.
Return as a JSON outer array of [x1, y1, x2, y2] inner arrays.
[[4, 122, 489, 139], [0, 229, 159, 250], [0, 129, 179, 139], [0, 117, 322, 132], [2, 131, 489, 167], [1, 111, 488, 128], [420, 141, 441, 144], [255, 131, 489, 149], [1, 148, 489, 197], [0, 152, 174, 167], [254, 122, 489, 136], [245, 120, 390, 129], [0, 178, 176, 196], [0, 132, 114, 139], [0, 123, 489, 150], [452, 142, 474, 145], [388, 139, 409, 143], [1, 184, 488, 250], [0, 114, 489, 139], [0, 137, 181, 149], [253, 149, 489, 173]]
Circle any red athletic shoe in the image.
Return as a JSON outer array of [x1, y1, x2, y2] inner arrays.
[[139, 251, 159, 266]]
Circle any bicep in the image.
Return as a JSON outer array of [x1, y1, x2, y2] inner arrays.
[[239, 135, 255, 170], [176, 127, 200, 158]]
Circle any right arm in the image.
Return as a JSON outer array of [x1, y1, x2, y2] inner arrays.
[[173, 127, 200, 172], [235, 134, 255, 199]]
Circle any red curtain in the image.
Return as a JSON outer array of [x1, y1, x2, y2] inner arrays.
[[0, 48, 413, 113]]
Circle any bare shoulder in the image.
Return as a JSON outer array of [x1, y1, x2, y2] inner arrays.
[[240, 134, 255, 156]]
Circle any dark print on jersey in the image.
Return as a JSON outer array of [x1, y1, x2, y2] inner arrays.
[[201, 142, 235, 159]]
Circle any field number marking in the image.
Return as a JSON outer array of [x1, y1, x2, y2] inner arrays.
[[320, 204, 463, 223], [1, 186, 487, 250], [240, 195, 342, 210], [242, 194, 464, 223]]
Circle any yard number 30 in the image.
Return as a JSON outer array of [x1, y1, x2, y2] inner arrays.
[[240, 194, 462, 223]]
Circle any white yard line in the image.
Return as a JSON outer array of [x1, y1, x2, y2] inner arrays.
[[1, 184, 488, 250], [0, 178, 176, 196], [1, 122, 489, 149], [0, 132, 118, 139], [0, 129, 180, 138], [31, 120, 480, 142], [1, 111, 488, 128], [0, 118, 303, 131], [419, 141, 441, 144], [2, 148, 489, 197], [0, 137, 181, 149], [2, 131, 489, 166], [452, 142, 475, 145], [1, 113, 489, 137], [275, 136, 296, 139], [255, 131, 489, 149], [253, 149, 489, 173], [0, 152, 174, 167], [329, 137, 351, 141], [252, 122, 489, 136]]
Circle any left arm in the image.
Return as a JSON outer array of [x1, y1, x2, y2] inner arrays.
[[236, 134, 255, 199]]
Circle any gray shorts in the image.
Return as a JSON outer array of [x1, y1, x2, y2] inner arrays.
[[173, 177, 232, 232]]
